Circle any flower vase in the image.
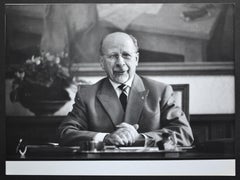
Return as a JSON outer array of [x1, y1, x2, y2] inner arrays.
[[17, 84, 70, 116]]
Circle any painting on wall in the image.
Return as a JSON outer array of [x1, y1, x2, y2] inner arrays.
[[6, 3, 234, 76]]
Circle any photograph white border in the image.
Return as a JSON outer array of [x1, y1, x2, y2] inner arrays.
[[6, 160, 236, 176]]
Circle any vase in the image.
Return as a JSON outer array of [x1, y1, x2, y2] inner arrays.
[[17, 85, 70, 116]]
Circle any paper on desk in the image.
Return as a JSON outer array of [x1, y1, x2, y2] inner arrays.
[[97, 4, 163, 30], [119, 146, 159, 152]]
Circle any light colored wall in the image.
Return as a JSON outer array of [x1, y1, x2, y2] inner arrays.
[[6, 75, 235, 116], [147, 75, 235, 114]]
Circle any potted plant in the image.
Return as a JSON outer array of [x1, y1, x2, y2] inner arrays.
[[10, 51, 72, 116]]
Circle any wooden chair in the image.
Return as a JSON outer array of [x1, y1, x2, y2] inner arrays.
[[171, 84, 190, 121]]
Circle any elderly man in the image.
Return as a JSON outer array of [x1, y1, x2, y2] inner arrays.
[[58, 32, 194, 147]]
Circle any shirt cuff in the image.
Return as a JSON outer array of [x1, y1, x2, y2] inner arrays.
[[141, 133, 155, 147], [141, 133, 149, 147], [93, 133, 109, 142]]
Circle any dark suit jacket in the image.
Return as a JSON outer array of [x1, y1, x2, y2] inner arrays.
[[58, 75, 194, 146]]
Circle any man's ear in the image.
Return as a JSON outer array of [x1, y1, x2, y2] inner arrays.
[[135, 52, 139, 65]]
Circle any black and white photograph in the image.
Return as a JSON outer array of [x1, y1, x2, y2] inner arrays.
[[1, 0, 239, 178]]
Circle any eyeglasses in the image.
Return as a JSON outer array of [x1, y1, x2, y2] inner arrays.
[[103, 52, 138, 61]]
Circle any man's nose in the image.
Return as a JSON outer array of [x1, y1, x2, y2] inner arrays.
[[115, 55, 126, 66]]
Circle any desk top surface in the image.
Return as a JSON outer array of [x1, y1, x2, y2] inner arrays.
[[8, 145, 235, 160]]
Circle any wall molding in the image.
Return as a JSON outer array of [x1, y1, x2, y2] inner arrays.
[[70, 61, 234, 76]]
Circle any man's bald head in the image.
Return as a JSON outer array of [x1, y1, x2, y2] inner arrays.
[[99, 32, 139, 55]]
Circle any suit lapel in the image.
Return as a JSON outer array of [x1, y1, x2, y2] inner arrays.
[[124, 75, 149, 125], [97, 78, 124, 126]]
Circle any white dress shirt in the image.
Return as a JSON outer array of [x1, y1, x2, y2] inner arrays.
[[108, 77, 133, 99]]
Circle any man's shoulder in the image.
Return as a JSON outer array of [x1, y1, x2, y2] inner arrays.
[[140, 76, 169, 89], [138, 76, 173, 98], [76, 78, 107, 95]]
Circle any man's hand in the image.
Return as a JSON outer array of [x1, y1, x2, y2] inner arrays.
[[104, 123, 141, 146]]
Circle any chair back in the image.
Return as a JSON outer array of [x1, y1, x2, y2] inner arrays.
[[171, 84, 190, 121]]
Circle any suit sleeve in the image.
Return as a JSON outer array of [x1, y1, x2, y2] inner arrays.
[[58, 91, 98, 146], [143, 85, 194, 147]]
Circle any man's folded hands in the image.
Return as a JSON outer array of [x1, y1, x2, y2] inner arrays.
[[103, 123, 142, 146]]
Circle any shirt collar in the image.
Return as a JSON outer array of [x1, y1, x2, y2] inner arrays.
[[109, 75, 134, 90]]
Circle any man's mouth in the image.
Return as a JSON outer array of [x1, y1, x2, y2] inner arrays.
[[114, 71, 127, 75]]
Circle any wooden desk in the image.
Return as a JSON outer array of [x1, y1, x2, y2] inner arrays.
[[8, 145, 234, 160], [9, 151, 234, 160], [102, 4, 223, 62]]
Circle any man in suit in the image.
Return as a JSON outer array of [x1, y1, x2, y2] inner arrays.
[[58, 32, 194, 147]]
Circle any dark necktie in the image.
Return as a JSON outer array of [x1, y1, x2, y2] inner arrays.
[[118, 84, 127, 111]]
